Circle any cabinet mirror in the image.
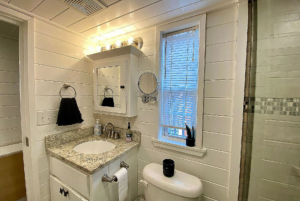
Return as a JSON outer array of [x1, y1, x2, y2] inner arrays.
[[97, 65, 121, 108]]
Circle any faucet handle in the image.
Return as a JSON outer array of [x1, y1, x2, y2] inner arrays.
[[110, 130, 115, 139], [108, 131, 112, 138], [114, 131, 120, 140]]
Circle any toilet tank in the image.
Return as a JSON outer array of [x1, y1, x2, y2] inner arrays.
[[142, 163, 203, 201]]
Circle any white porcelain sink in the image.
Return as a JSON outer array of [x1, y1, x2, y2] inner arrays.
[[73, 141, 116, 154]]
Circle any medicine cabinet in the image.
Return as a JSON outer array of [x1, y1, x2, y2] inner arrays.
[[88, 46, 142, 117]]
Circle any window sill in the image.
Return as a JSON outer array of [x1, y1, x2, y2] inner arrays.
[[151, 138, 207, 157]]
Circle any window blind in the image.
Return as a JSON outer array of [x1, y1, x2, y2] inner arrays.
[[161, 27, 199, 139]]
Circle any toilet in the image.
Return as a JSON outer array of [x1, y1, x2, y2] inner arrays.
[[141, 163, 203, 201]]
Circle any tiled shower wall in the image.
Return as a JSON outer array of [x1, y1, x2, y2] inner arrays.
[[243, 0, 300, 200]]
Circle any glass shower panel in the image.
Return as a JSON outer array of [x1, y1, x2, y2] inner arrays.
[[245, 0, 300, 201]]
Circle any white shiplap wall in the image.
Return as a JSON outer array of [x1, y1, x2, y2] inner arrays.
[[96, 6, 238, 201], [0, 35, 21, 148], [33, 19, 95, 201]]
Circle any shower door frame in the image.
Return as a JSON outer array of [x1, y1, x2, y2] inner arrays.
[[228, 1, 249, 201], [0, 6, 39, 201]]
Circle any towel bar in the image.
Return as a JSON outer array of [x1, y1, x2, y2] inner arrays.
[[120, 161, 129, 169], [59, 84, 77, 98], [102, 174, 117, 183], [104, 87, 114, 98], [102, 161, 129, 183]]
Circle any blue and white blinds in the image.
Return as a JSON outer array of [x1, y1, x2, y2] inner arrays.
[[161, 26, 199, 137]]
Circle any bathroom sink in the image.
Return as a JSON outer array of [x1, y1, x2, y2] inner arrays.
[[73, 141, 116, 154]]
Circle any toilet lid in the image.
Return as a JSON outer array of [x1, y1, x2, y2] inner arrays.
[[142, 163, 203, 198]]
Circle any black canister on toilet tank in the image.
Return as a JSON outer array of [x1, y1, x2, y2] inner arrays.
[[163, 159, 175, 177]]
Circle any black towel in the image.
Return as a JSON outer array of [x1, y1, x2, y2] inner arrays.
[[101, 97, 115, 107], [56, 98, 84, 126]]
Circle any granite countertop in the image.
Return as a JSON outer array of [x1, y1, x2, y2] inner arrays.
[[46, 127, 140, 174]]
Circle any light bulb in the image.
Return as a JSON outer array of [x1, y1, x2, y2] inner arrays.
[[96, 45, 101, 52], [106, 44, 111, 50], [128, 37, 134, 45], [115, 40, 122, 47]]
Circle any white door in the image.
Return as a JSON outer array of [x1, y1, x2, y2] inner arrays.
[[50, 175, 88, 201]]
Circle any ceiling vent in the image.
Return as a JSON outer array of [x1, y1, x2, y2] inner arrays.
[[59, 0, 107, 17]]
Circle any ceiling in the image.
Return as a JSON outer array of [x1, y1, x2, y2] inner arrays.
[[2, 0, 233, 42], [0, 19, 19, 40]]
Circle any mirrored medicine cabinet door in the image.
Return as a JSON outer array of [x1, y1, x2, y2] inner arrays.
[[93, 60, 127, 114]]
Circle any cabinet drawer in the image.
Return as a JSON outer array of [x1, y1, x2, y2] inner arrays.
[[50, 175, 88, 201], [50, 157, 89, 198]]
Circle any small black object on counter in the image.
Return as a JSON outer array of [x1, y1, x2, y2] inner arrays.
[[163, 159, 175, 177]]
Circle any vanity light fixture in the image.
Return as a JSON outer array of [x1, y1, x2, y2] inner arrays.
[[97, 37, 143, 52]]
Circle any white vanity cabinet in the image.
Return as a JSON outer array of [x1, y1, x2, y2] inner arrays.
[[49, 147, 138, 201], [88, 46, 142, 117], [50, 157, 90, 198], [50, 175, 88, 201]]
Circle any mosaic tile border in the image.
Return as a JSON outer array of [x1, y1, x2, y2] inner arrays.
[[248, 97, 300, 116]]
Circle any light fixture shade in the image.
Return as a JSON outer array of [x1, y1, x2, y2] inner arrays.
[[105, 44, 111, 50], [133, 37, 143, 49], [96, 45, 102, 52], [128, 37, 134, 44], [115, 40, 123, 48]]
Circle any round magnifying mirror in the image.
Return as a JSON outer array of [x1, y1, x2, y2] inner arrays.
[[138, 72, 158, 95]]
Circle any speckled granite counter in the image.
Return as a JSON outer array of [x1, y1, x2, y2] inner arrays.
[[45, 127, 140, 174]]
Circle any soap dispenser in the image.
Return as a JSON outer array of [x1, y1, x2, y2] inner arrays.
[[94, 119, 102, 136]]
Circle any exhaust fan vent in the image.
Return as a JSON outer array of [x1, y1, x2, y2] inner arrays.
[[60, 0, 107, 16]]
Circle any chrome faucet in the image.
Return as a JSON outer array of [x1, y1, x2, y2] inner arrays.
[[104, 122, 114, 139], [103, 123, 120, 140]]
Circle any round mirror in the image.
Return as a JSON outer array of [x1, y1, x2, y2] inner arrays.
[[138, 72, 158, 95]]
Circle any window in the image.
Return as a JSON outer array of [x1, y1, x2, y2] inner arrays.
[[153, 15, 206, 154], [160, 27, 200, 144]]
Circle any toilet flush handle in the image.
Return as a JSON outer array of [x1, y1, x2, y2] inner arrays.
[[139, 180, 148, 188]]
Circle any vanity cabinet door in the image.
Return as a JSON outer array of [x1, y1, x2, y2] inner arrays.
[[50, 175, 88, 201], [50, 157, 89, 198]]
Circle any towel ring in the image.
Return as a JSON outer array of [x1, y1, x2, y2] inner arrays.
[[104, 87, 114, 98], [59, 84, 76, 98]]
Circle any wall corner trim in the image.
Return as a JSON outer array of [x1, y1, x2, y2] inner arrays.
[[228, 2, 249, 201]]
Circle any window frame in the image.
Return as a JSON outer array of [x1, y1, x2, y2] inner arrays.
[[154, 14, 206, 151], [160, 27, 200, 143]]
